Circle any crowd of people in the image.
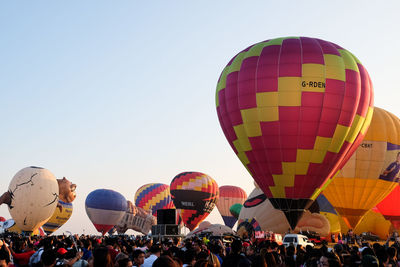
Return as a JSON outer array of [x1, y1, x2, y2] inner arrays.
[[0, 232, 399, 267]]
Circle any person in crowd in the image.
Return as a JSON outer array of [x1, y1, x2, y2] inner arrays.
[[131, 249, 145, 267], [142, 245, 160, 267]]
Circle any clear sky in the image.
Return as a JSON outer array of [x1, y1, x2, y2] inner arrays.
[[1, 1, 400, 235]]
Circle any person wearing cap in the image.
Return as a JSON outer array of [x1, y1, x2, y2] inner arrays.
[[142, 245, 160, 267]]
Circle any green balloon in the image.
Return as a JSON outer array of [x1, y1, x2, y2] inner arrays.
[[229, 203, 243, 219]]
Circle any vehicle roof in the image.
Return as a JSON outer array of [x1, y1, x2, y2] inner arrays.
[[283, 234, 308, 238]]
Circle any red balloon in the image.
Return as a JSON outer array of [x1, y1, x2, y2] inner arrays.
[[376, 185, 400, 229]]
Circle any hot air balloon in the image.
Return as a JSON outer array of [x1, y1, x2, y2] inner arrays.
[[323, 107, 400, 228], [354, 209, 392, 240], [85, 189, 127, 235], [230, 203, 243, 219], [216, 185, 247, 228], [170, 172, 219, 231], [134, 183, 175, 216], [239, 188, 330, 236], [216, 36, 374, 229], [316, 194, 341, 234], [376, 185, 400, 229], [42, 200, 73, 235], [3, 167, 59, 233]]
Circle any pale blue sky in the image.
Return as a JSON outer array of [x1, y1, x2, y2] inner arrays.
[[1, 1, 400, 235]]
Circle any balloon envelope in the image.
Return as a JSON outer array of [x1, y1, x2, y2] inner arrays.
[[134, 183, 175, 216], [376, 185, 400, 229], [216, 36, 374, 229], [316, 194, 341, 234], [170, 172, 219, 231], [230, 203, 243, 219], [8, 166, 59, 232], [324, 107, 400, 228], [216, 185, 247, 228], [239, 188, 330, 236], [85, 189, 127, 235], [42, 200, 73, 235]]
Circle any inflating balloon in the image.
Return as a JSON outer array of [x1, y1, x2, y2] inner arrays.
[[216, 185, 247, 228], [237, 218, 262, 239], [216, 37, 374, 229], [114, 201, 156, 235], [230, 203, 243, 219], [316, 194, 341, 234], [85, 189, 127, 235], [239, 187, 330, 236], [170, 172, 219, 231], [324, 107, 400, 228], [1, 167, 59, 232], [134, 183, 175, 216], [42, 200, 73, 235], [354, 209, 392, 240]]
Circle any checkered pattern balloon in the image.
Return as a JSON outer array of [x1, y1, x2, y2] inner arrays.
[[216, 37, 374, 229], [170, 172, 219, 231]]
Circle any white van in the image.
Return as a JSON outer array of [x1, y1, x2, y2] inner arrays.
[[282, 234, 315, 248]]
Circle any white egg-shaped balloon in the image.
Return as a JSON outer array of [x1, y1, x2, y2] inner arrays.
[[8, 166, 59, 232]]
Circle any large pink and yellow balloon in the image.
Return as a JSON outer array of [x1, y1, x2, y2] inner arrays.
[[216, 36, 374, 229]]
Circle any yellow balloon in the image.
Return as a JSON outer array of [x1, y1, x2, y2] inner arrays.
[[354, 209, 392, 240], [324, 107, 400, 228], [42, 200, 73, 235]]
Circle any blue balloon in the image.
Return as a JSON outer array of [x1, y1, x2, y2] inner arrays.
[[85, 189, 127, 235]]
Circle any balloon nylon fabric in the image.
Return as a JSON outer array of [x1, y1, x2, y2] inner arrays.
[[324, 107, 400, 228], [216, 185, 247, 228], [216, 36, 374, 229], [134, 183, 175, 216], [170, 172, 219, 231]]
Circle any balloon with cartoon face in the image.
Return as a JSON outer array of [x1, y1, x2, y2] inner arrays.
[[239, 187, 330, 236], [8, 166, 59, 232]]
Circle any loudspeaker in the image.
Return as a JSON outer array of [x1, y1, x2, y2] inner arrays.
[[157, 209, 176, 225], [152, 224, 180, 236]]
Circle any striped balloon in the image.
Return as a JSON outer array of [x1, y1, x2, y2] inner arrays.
[[216, 36, 374, 229], [170, 172, 219, 231], [216, 185, 247, 228], [134, 183, 175, 216], [85, 189, 127, 235]]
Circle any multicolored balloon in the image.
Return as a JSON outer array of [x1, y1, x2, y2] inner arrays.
[[8, 167, 59, 232], [134, 183, 175, 216], [229, 203, 243, 219], [170, 172, 219, 231], [376, 185, 400, 229], [216, 36, 374, 229], [324, 107, 400, 228], [216, 185, 247, 228], [85, 189, 127, 235], [42, 200, 73, 235]]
